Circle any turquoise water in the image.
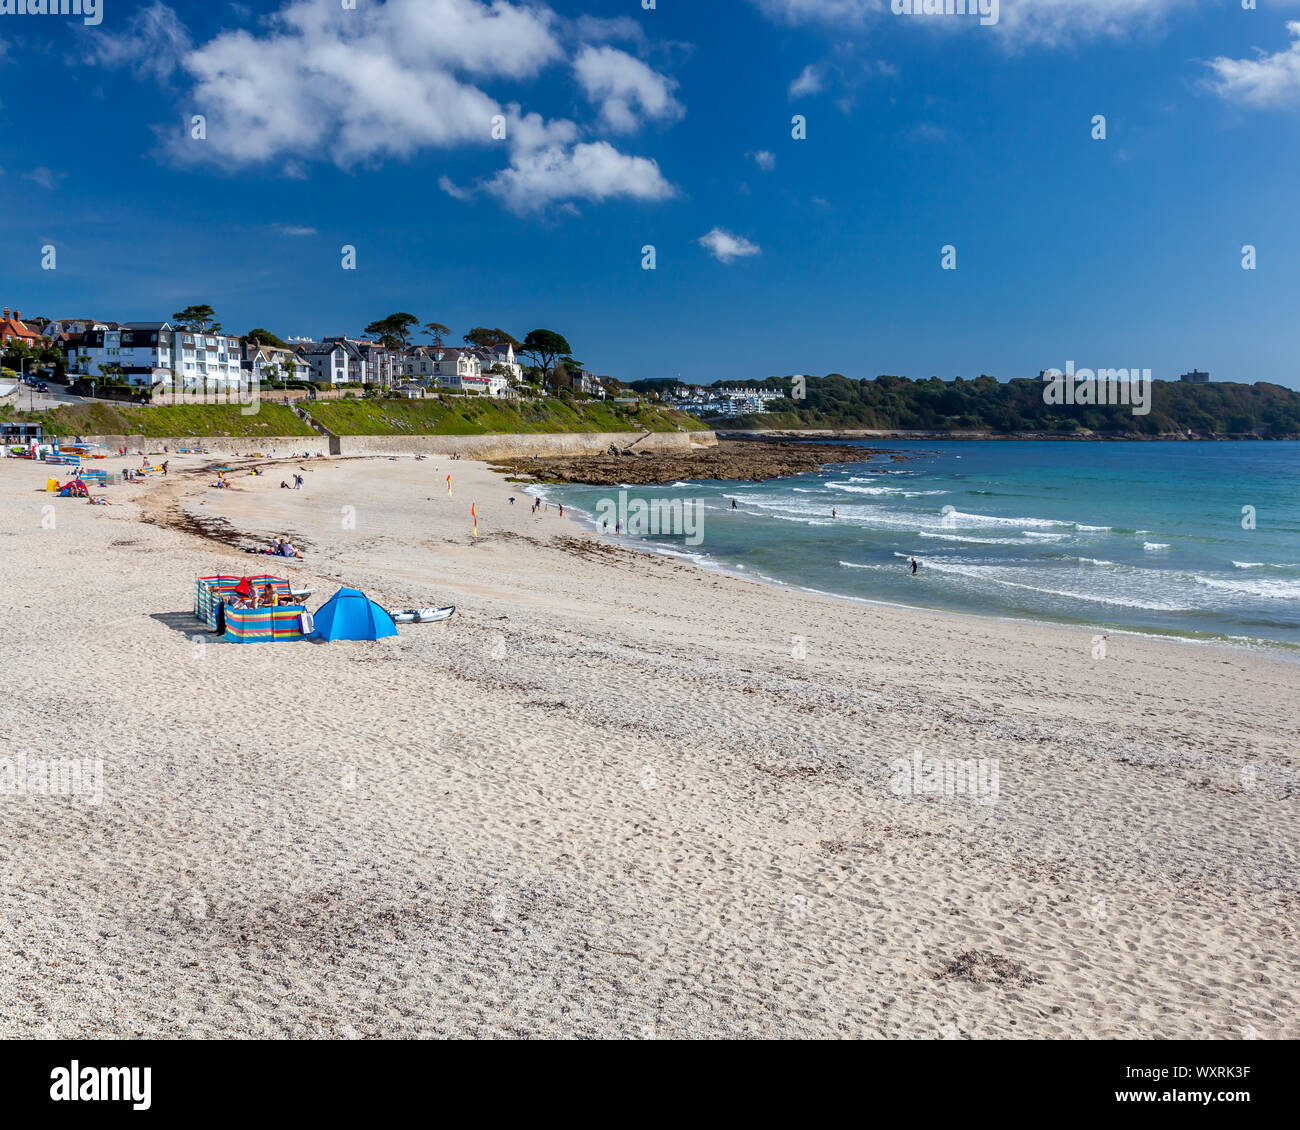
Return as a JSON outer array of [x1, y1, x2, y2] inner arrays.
[[540, 441, 1300, 651]]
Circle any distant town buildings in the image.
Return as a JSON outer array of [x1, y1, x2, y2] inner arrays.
[[1180, 369, 1210, 383], [664, 386, 786, 418]]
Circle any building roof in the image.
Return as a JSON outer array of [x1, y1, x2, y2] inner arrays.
[[0, 309, 43, 342]]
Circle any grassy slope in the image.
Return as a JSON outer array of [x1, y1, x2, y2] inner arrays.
[[1, 402, 315, 437], [2, 396, 706, 438], [303, 396, 706, 435]]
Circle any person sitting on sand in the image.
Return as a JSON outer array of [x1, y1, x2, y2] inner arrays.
[[261, 583, 280, 607], [281, 541, 298, 558]]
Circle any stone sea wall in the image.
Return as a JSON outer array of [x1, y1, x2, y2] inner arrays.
[[79, 431, 717, 460]]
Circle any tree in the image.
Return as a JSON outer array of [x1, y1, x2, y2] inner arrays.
[[246, 327, 290, 349], [521, 329, 572, 376], [365, 312, 419, 350], [423, 321, 451, 348], [172, 305, 220, 333], [463, 326, 520, 350]]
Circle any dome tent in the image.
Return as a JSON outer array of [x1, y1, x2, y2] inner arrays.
[[310, 587, 398, 642]]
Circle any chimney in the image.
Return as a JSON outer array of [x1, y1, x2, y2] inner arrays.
[[13, 310, 19, 321], [2, 309, 9, 319]]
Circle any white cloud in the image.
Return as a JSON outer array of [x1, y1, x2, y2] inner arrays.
[[573, 45, 684, 133], [751, 150, 776, 171], [697, 228, 761, 264], [788, 63, 826, 100], [24, 167, 64, 190], [756, 0, 874, 24], [569, 14, 647, 49], [86, 1, 192, 80], [439, 174, 475, 202], [485, 140, 676, 213], [1207, 22, 1300, 109], [88, 0, 680, 217], [756, 1, 1210, 48], [273, 223, 317, 236], [909, 122, 947, 142]]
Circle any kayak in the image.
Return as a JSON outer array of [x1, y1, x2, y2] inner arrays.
[[390, 606, 455, 624]]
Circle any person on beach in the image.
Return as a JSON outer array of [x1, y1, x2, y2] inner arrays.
[[559, 504, 564, 518], [261, 584, 280, 607], [731, 499, 737, 509], [910, 557, 919, 574], [161, 461, 169, 476], [509, 497, 515, 506]]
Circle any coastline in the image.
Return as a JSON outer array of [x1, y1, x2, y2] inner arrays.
[[526, 478, 1300, 662], [720, 428, 1300, 442], [2, 452, 1296, 1039]]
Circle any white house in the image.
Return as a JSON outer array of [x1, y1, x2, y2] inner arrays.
[[42, 318, 116, 338], [176, 329, 244, 389], [294, 341, 351, 386], [67, 322, 177, 388], [472, 341, 523, 383], [320, 337, 400, 387], [243, 342, 309, 383]]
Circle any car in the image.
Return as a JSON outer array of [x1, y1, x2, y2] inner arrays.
[[36, 383, 48, 393]]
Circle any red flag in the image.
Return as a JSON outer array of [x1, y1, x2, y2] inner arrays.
[[471, 502, 478, 538]]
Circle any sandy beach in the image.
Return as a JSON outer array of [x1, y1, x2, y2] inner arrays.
[[1, 451, 1296, 1039]]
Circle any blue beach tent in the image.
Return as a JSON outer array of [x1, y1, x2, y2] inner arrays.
[[310, 587, 399, 641]]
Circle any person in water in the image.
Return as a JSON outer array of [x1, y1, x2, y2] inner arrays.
[[910, 557, 919, 574], [832, 508, 837, 519], [731, 499, 737, 510]]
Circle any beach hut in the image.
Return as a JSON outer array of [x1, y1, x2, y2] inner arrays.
[[310, 588, 398, 642]]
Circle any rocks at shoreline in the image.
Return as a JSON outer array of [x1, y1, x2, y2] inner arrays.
[[497, 439, 909, 485]]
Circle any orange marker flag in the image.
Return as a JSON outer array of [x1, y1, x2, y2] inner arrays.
[[471, 502, 478, 539], [446, 474, 452, 497]]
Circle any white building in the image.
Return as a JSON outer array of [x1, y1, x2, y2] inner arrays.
[[472, 341, 524, 383], [294, 341, 350, 386], [321, 337, 400, 387], [243, 342, 309, 383], [42, 318, 116, 338], [175, 329, 245, 389], [64, 322, 245, 390]]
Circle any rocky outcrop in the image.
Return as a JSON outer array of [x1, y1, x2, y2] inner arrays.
[[503, 440, 908, 485]]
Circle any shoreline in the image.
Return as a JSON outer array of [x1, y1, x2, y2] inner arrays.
[[719, 428, 1300, 442], [526, 479, 1300, 662]]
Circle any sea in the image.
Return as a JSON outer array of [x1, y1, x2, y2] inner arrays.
[[537, 440, 1300, 653]]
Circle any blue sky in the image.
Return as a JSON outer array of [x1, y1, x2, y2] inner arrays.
[[1, 0, 1298, 387]]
